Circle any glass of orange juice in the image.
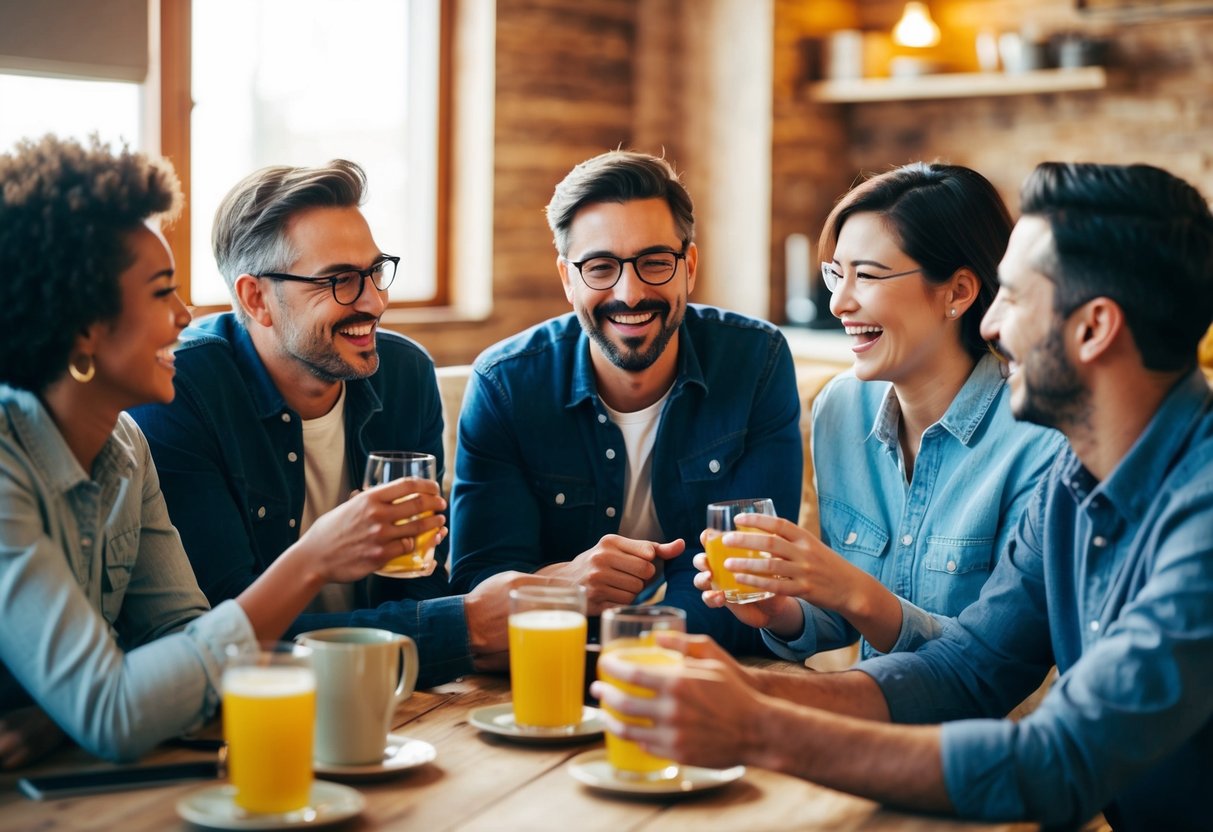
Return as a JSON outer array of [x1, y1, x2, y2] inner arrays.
[[705, 497, 777, 604], [508, 579, 587, 734], [222, 642, 315, 816], [363, 451, 440, 578], [598, 606, 686, 781]]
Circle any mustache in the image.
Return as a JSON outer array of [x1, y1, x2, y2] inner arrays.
[[332, 313, 379, 332], [593, 299, 670, 322]]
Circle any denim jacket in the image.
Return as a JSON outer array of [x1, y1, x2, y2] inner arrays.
[[449, 305, 803, 654], [129, 313, 472, 687], [0, 385, 256, 761], [862, 371, 1213, 830], [764, 354, 1065, 661]]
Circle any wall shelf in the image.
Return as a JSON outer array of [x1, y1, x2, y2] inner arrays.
[[807, 66, 1107, 103]]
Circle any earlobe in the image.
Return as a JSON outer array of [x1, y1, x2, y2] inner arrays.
[[234, 274, 273, 327], [1074, 298, 1123, 363], [557, 256, 575, 305], [684, 242, 698, 295]]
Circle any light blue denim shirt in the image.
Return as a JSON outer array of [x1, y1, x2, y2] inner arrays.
[[0, 385, 256, 762], [860, 371, 1213, 830], [763, 353, 1065, 661]]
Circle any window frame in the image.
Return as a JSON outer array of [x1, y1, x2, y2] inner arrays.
[[157, 0, 452, 314]]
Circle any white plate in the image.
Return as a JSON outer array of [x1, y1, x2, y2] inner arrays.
[[567, 749, 745, 796], [468, 703, 604, 742], [312, 733, 436, 779], [176, 780, 364, 830]]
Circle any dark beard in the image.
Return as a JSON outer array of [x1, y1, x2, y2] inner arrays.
[[582, 298, 681, 373], [1014, 324, 1090, 432]]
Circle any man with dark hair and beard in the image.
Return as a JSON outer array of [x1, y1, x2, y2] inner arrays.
[[594, 161, 1213, 831], [448, 150, 802, 654], [130, 161, 516, 687]]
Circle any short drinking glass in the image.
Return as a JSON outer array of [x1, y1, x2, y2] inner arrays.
[[363, 451, 439, 578], [705, 497, 777, 604]]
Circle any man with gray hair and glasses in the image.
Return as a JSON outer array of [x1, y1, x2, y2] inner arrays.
[[131, 160, 513, 685], [449, 150, 803, 654]]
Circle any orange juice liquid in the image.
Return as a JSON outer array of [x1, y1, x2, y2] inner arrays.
[[705, 525, 774, 603], [223, 666, 315, 814], [508, 609, 587, 729], [599, 642, 681, 780], [382, 510, 437, 574]]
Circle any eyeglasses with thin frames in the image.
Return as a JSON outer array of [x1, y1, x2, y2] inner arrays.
[[821, 262, 922, 293], [567, 247, 687, 291], [260, 255, 400, 305]]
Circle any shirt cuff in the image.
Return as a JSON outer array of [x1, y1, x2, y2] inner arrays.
[[413, 596, 475, 688], [184, 598, 257, 719], [760, 598, 819, 661], [941, 719, 1025, 820], [883, 596, 945, 655]]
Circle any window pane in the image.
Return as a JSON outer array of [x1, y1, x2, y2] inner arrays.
[[191, 0, 438, 306], [0, 74, 141, 152]]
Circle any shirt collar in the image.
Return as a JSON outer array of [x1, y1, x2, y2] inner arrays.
[[870, 352, 1007, 448], [567, 316, 707, 408], [1, 385, 135, 492]]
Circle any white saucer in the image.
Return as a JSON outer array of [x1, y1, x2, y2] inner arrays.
[[176, 780, 364, 829], [312, 733, 437, 779], [567, 749, 745, 796], [468, 703, 604, 742]]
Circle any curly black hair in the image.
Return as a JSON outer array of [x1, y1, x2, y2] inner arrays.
[[0, 134, 182, 393]]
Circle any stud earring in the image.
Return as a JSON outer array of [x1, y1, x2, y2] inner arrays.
[[68, 355, 96, 384], [948, 308, 957, 318]]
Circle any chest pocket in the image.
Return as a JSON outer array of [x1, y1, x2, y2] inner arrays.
[[247, 490, 291, 566], [819, 496, 890, 577], [676, 432, 746, 484], [919, 536, 995, 616], [532, 476, 597, 554], [101, 525, 141, 624]]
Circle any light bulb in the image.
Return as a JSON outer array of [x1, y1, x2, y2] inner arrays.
[[893, 2, 941, 49]]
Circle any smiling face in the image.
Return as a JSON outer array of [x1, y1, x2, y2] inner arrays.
[[558, 198, 697, 376], [981, 215, 1088, 430], [265, 205, 388, 382], [827, 211, 957, 385], [88, 223, 190, 409]]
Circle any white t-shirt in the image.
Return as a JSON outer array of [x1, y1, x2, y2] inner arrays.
[[300, 384, 354, 613], [602, 386, 670, 547]]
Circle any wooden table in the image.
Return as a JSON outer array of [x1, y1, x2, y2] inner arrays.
[[1, 670, 1038, 831]]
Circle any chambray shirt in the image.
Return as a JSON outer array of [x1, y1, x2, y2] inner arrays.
[[764, 354, 1064, 661], [0, 385, 256, 761], [449, 306, 803, 654], [861, 371, 1213, 830], [129, 313, 472, 688]]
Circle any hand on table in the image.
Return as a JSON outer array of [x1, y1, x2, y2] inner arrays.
[[539, 535, 684, 615], [0, 704, 68, 770]]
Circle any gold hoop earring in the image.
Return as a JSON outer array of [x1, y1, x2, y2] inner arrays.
[[68, 355, 96, 384]]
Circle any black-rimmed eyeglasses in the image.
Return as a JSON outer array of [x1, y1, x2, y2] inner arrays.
[[260, 255, 400, 305], [820, 262, 922, 293], [567, 248, 687, 291]]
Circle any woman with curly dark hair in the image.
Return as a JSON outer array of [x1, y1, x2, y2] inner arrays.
[[0, 135, 412, 767]]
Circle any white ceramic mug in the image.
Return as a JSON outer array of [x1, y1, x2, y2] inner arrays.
[[295, 627, 419, 765]]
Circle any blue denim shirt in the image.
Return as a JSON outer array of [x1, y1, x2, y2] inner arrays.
[[764, 354, 1065, 661], [449, 306, 803, 654], [861, 371, 1213, 830], [0, 385, 256, 761], [129, 313, 472, 687]]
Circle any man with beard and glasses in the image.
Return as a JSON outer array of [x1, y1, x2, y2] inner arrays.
[[448, 151, 802, 654], [130, 161, 516, 686], [593, 161, 1213, 832]]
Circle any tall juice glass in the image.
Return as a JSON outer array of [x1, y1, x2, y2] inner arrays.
[[598, 605, 686, 781], [222, 642, 315, 815], [363, 451, 439, 578], [705, 497, 777, 604], [508, 580, 587, 733]]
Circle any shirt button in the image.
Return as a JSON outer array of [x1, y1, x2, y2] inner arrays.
[[257, 506, 267, 518], [708, 459, 721, 473], [1092, 535, 1107, 547], [597, 413, 607, 424], [287, 451, 298, 462], [281, 413, 291, 423], [946, 560, 957, 573], [901, 534, 913, 546], [1089, 620, 1100, 632], [605, 507, 617, 518], [555, 493, 566, 506], [81, 536, 93, 548], [605, 449, 616, 460], [844, 531, 858, 545], [289, 518, 297, 528]]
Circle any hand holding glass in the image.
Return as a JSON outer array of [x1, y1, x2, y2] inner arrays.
[[598, 606, 686, 781], [363, 451, 440, 578], [705, 498, 777, 604]]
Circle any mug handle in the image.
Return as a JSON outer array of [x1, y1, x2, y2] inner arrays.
[[394, 635, 419, 704]]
